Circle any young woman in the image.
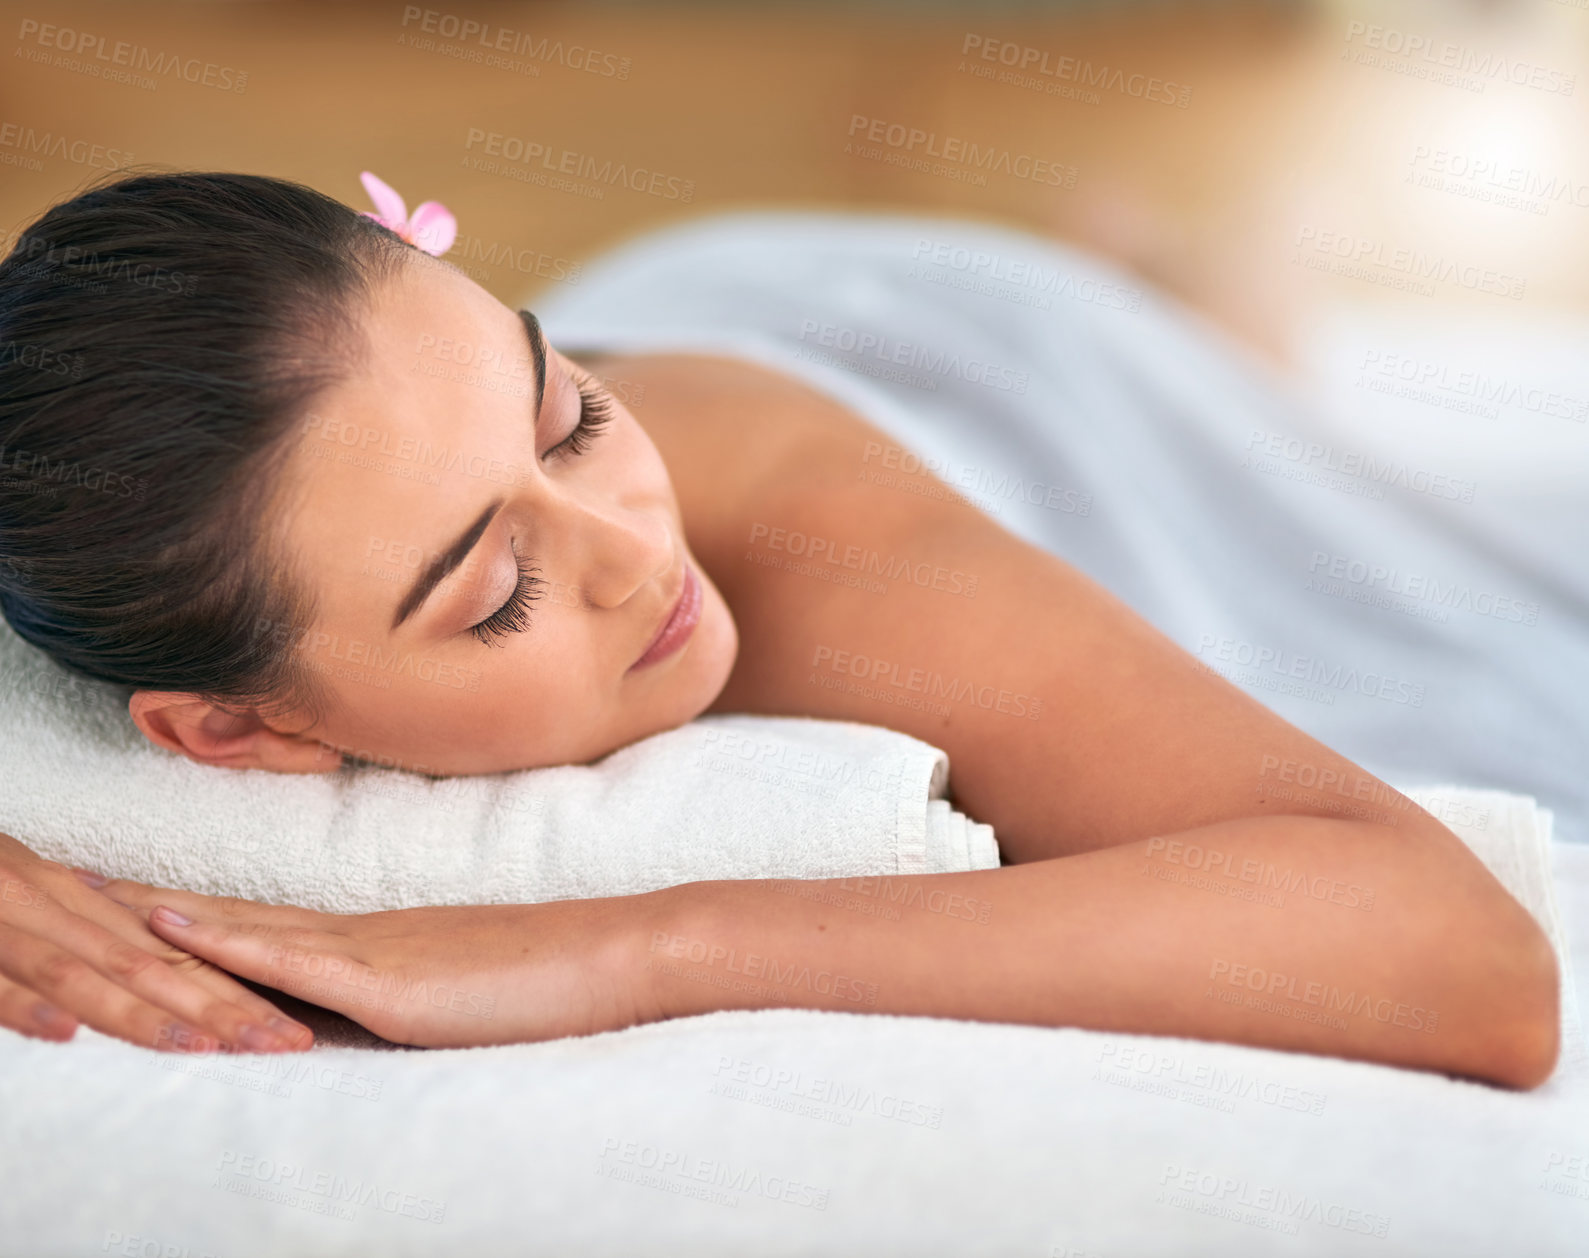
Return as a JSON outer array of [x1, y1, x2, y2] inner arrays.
[[0, 172, 1559, 1087]]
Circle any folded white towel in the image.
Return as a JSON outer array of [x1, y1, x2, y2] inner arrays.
[[0, 620, 998, 911]]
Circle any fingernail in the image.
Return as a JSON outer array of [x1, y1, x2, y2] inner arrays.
[[238, 1024, 290, 1053], [31, 1003, 75, 1036], [268, 1015, 311, 1042], [70, 868, 108, 888], [151, 905, 193, 927]]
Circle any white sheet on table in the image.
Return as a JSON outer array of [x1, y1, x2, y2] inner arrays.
[[2, 786, 1584, 1258]]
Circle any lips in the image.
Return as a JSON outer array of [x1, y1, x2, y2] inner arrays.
[[630, 562, 702, 671]]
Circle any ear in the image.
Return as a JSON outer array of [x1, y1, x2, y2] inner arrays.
[[127, 691, 343, 774]]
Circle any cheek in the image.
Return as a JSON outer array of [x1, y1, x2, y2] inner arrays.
[[615, 412, 677, 499]]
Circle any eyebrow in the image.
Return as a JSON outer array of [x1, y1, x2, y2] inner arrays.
[[389, 310, 548, 631], [520, 308, 548, 419]]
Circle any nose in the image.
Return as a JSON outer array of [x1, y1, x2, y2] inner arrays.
[[541, 484, 675, 611]]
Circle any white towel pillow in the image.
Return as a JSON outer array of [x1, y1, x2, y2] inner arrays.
[[0, 620, 997, 911]]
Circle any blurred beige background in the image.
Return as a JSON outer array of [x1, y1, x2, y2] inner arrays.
[[1, 0, 1586, 368]]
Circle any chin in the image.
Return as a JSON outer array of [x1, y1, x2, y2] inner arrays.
[[639, 578, 740, 736], [689, 577, 741, 714]]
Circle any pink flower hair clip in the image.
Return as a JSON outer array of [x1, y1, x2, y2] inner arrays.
[[357, 171, 457, 257]]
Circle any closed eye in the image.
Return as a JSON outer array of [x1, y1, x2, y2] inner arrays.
[[546, 374, 614, 461], [468, 374, 613, 644], [469, 539, 544, 646]]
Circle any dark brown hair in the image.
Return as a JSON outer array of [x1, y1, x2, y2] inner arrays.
[[0, 169, 410, 724]]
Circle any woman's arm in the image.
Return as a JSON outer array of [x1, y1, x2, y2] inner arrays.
[[641, 815, 1559, 1089], [91, 804, 1559, 1087]]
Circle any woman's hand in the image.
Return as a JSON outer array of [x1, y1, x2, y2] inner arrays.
[[83, 875, 667, 1048], [0, 832, 313, 1054]]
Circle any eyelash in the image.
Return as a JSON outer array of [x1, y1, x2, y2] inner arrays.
[[546, 375, 615, 460], [469, 540, 544, 646], [468, 373, 613, 645]]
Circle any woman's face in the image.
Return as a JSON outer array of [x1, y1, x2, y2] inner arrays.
[[266, 254, 738, 775]]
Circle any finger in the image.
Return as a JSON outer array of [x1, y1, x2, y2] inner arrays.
[[147, 906, 374, 1018], [0, 920, 230, 1053], [74, 870, 335, 933], [0, 913, 309, 1054], [40, 867, 315, 1042], [0, 970, 77, 1042], [175, 951, 319, 1037]]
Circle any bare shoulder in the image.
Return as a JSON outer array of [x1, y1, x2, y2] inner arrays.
[[570, 350, 941, 561], [573, 351, 1438, 863], [570, 342, 1017, 630]]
